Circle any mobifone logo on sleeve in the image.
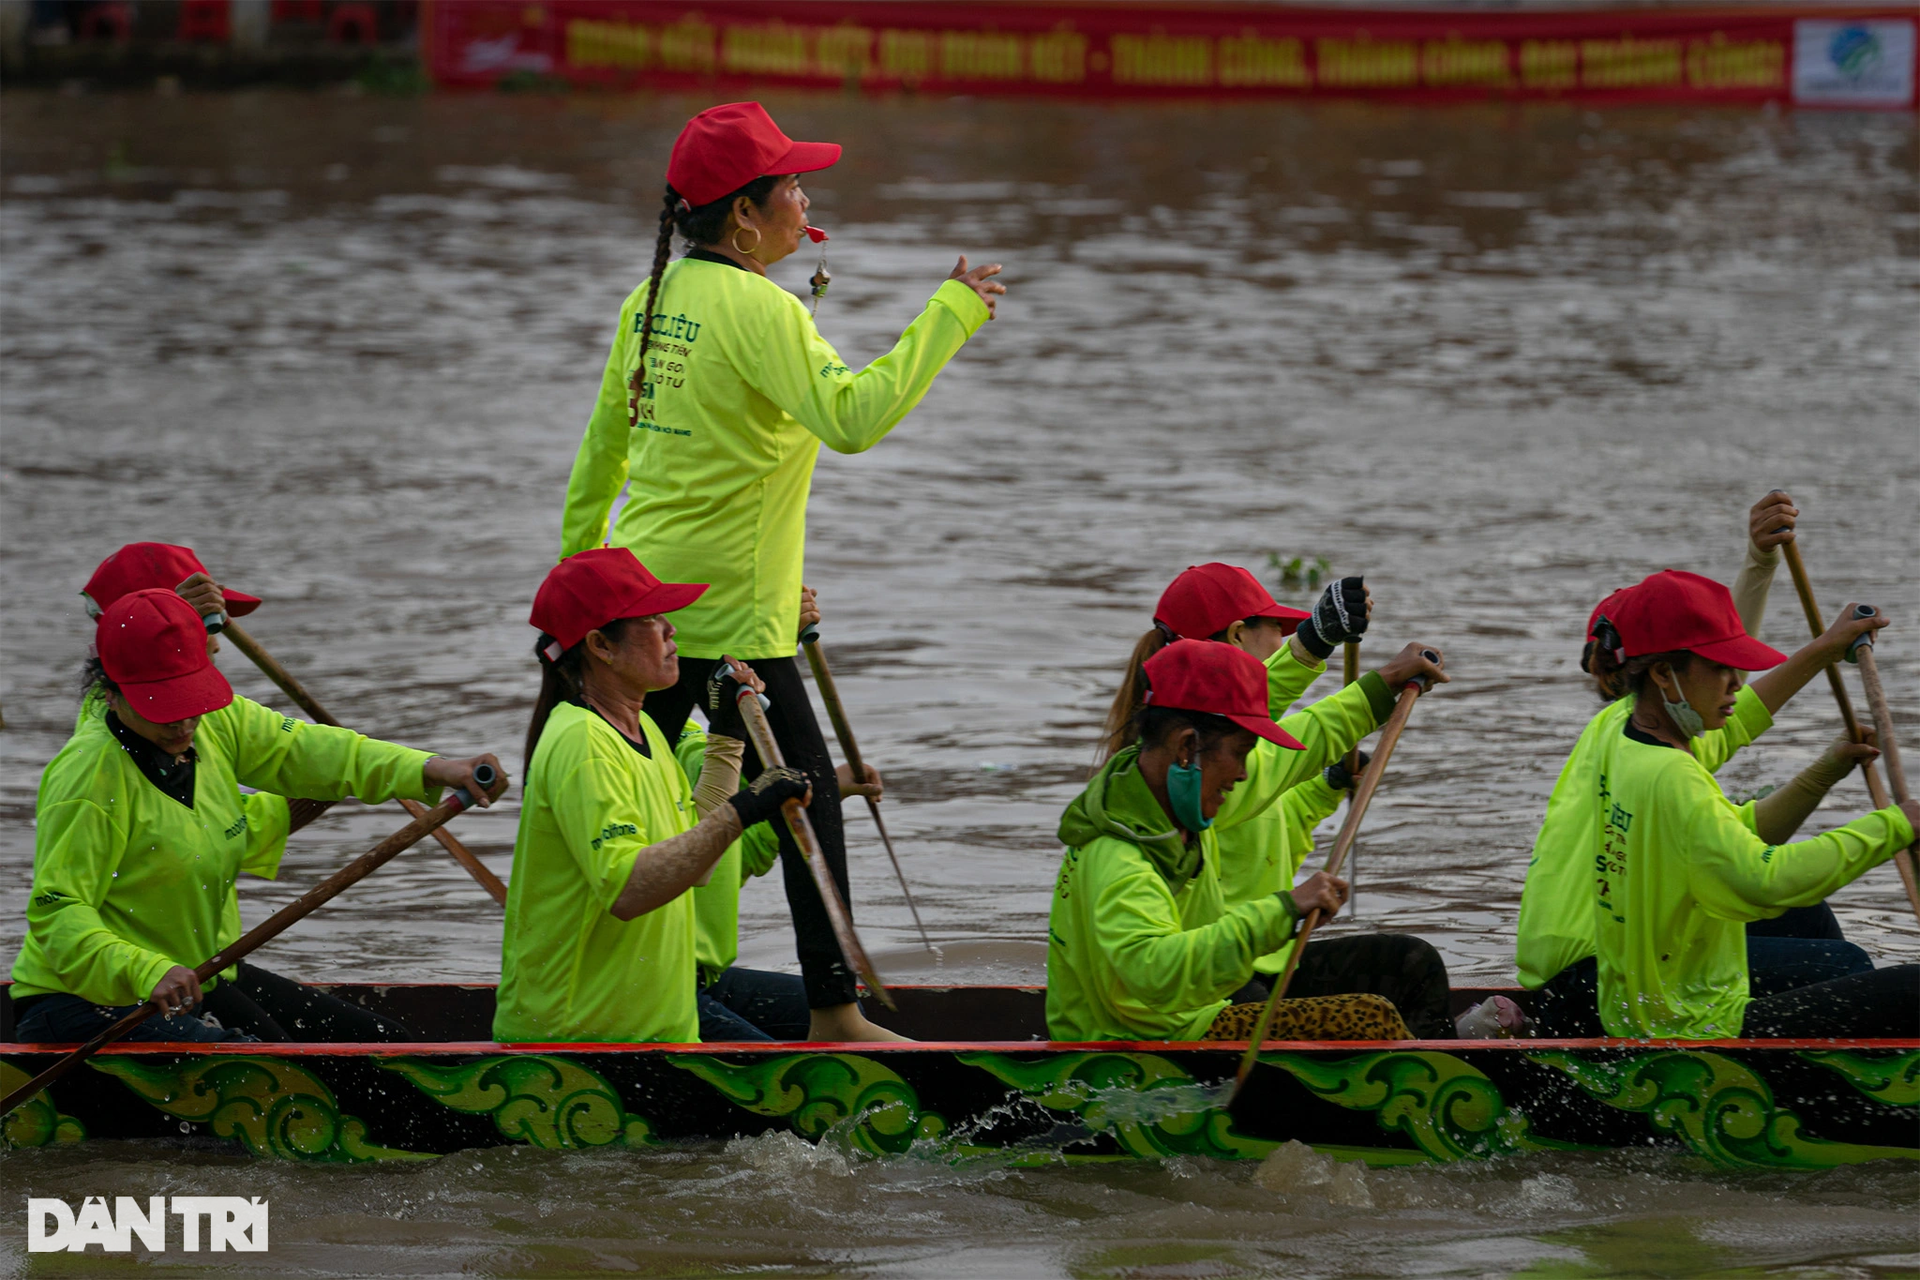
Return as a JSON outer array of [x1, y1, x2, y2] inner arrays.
[[27, 1196, 268, 1253]]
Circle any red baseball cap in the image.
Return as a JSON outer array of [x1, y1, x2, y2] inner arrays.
[[667, 102, 841, 209], [1142, 639, 1305, 749], [531, 549, 708, 654], [1605, 570, 1786, 670], [97, 588, 235, 723], [1155, 563, 1310, 641], [82, 543, 261, 619]]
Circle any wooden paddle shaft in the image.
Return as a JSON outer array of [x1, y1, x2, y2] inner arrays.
[[1233, 668, 1429, 1096], [1781, 544, 1918, 915], [1856, 646, 1909, 804], [0, 770, 493, 1121], [220, 621, 507, 906], [1341, 640, 1361, 776], [802, 638, 933, 951], [734, 687, 896, 1011], [1781, 543, 1890, 808]]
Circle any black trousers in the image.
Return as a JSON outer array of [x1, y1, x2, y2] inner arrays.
[[202, 962, 414, 1042], [644, 654, 859, 1009], [1532, 901, 1858, 1038], [1228, 933, 1455, 1040], [1742, 964, 1919, 1037]]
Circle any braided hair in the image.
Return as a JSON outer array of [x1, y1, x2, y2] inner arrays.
[[626, 176, 783, 430], [626, 190, 679, 429]]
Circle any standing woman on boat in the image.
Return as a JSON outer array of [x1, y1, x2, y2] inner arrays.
[[560, 102, 1005, 1040], [1577, 571, 1918, 1039], [12, 590, 504, 1044]]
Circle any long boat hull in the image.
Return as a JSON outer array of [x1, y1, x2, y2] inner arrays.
[[4, 984, 1915, 1169]]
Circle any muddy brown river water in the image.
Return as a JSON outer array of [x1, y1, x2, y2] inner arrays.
[[1, 90, 1916, 1276]]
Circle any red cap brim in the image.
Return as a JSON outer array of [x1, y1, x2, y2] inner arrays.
[[1690, 633, 1788, 671], [631, 581, 709, 618], [1228, 712, 1306, 750], [222, 588, 262, 618], [120, 663, 234, 723], [1251, 602, 1312, 636], [772, 140, 841, 178]]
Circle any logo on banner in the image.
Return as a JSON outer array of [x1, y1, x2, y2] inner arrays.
[[1793, 20, 1916, 105], [27, 1197, 269, 1253]]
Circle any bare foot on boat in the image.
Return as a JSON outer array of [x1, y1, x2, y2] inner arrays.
[[808, 1002, 912, 1042]]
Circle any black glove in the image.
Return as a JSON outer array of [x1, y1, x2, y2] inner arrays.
[[1294, 576, 1368, 660], [1324, 750, 1372, 792], [727, 767, 809, 828], [704, 661, 752, 741]]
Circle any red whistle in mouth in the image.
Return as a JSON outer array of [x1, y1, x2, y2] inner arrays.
[[804, 226, 829, 244]]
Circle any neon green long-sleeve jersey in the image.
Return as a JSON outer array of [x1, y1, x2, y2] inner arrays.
[[1047, 675, 1389, 1041], [14, 697, 434, 1006], [560, 259, 989, 659], [1590, 722, 1911, 1038], [1514, 685, 1771, 989]]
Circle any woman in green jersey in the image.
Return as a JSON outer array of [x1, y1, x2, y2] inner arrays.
[[1518, 492, 1879, 1035], [13, 589, 503, 1044], [560, 102, 1004, 1041], [496, 549, 811, 1045], [1578, 570, 1915, 1039], [1096, 563, 1474, 1039]]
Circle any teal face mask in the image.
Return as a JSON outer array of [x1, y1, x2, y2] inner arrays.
[[1167, 758, 1212, 833]]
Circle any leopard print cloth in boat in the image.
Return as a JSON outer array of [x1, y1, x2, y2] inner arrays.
[[1202, 993, 1411, 1042]]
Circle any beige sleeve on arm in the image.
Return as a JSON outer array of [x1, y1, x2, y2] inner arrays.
[[1731, 540, 1780, 636], [691, 734, 744, 819]]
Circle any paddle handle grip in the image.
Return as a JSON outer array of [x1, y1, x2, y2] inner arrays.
[[1845, 604, 1877, 663]]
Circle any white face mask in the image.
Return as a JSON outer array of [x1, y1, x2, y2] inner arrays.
[[1660, 668, 1705, 739]]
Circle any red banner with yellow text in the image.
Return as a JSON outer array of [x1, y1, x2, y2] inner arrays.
[[422, 3, 1917, 108]]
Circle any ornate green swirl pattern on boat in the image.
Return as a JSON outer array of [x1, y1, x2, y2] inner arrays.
[[672, 1053, 944, 1156], [91, 1055, 425, 1161], [959, 1051, 1271, 1160], [1800, 1049, 1920, 1107], [1529, 1049, 1919, 1169], [0, 1061, 86, 1149], [380, 1055, 656, 1149], [1264, 1051, 1562, 1162]]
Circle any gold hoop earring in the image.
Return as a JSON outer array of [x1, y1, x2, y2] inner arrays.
[[732, 224, 762, 255]]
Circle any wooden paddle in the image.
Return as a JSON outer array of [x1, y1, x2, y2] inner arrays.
[[734, 682, 897, 1010], [0, 765, 497, 1121], [1780, 544, 1920, 917], [1341, 638, 1360, 911], [217, 619, 508, 906], [802, 634, 934, 952], [1230, 655, 1435, 1102], [1848, 613, 1920, 900]]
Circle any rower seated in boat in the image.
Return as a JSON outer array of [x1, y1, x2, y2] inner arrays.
[[12, 589, 502, 1044], [1578, 570, 1919, 1040], [75, 542, 295, 937], [1094, 564, 1467, 1039], [494, 549, 810, 1045], [1518, 493, 1872, 1036], [1049, 638, 1434, 1044]]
